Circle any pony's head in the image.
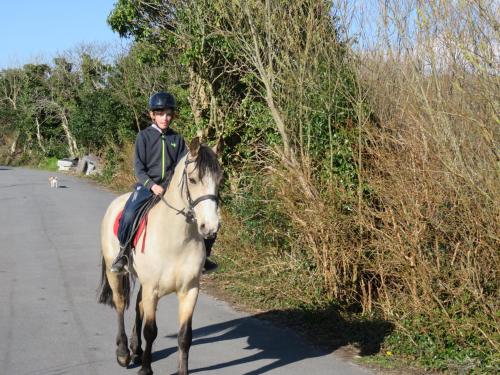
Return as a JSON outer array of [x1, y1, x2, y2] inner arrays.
[[184, 137, 223, 239]]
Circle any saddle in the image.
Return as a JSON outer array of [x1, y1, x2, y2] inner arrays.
[[113, 210, 149, 253]]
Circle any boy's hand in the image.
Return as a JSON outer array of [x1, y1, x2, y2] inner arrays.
[[151, 184, 164, 196]]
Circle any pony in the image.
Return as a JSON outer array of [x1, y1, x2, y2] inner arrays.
[[98, 137, 222, 375]]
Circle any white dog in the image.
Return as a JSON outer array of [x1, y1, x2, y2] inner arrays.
[[48, 176, 58, 188]]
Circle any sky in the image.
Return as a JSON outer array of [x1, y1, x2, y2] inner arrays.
[[0, 0, 125, 69]]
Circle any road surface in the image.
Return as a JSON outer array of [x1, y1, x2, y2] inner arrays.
[[0, 166, 372, 375]]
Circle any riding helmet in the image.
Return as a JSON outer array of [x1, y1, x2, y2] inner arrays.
[[149, 92, 176, 111]]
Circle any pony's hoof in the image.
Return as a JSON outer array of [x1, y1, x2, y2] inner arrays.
[[138, 368, 153, 375], [116, 352, 131, 367], [131, 353, 142, 365]]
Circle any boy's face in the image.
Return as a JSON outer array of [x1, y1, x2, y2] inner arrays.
[[150, 108, 174, 130]]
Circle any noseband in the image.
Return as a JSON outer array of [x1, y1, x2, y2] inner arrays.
[[161, 156, 219, 223]]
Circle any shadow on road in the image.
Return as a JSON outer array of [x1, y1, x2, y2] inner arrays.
[[157, 304, 393, 374], [128, 347, 178, 369], [0, 167, 11, 170]]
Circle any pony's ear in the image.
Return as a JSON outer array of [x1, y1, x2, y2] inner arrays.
[[212, 137, 223, 156], [196, 129, 205, 143], [189, 137, 201, 157]]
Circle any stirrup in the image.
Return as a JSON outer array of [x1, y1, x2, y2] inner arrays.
[[110, 253, 130, 274], [110, 256, 129, 274]]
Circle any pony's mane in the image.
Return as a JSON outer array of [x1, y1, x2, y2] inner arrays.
[[195, 145, 222, 183]]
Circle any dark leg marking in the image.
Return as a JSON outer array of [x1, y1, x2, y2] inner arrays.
[[178, 318, 193, 375], [116, 310, 131, 367], [130, 287, 144, 364], [138, 319, 157, 375]]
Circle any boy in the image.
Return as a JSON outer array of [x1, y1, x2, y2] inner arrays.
[[111, 91, 217, 273]]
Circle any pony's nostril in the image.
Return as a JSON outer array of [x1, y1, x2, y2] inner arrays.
[[200, 223, 206, 231]]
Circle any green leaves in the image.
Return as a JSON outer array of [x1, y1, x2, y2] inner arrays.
[[70, 88, 135, 150], [107, 0, 142, 38]]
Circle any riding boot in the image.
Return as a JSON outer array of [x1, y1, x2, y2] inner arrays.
[[203, 257, 218, 273], [203, 237, 218, 273], [110, 245, 130, 273]]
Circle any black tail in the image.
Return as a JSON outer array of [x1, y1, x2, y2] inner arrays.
[[97, 256, 133, 309]]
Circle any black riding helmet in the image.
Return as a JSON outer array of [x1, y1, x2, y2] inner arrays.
[[149, 92, 176, 111]]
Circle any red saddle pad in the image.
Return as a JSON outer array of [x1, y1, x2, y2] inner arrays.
[[113, 210, 148, 253]]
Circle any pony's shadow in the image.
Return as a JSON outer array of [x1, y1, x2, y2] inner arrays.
[[156, 304, 393, 374], [128, 347, 178, 369], [0, 167, 11, 170]]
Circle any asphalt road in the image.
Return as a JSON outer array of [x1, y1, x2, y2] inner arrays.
[[0, 166, 372, 375]]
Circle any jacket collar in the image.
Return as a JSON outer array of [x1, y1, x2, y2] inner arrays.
[[151, 124, 171, 134]]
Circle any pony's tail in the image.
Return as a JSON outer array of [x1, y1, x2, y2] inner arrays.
[[97, 256, 114, 307], [97, 256, 134, 309]]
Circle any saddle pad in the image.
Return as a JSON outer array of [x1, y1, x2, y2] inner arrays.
[[113, 210, 149, 253]]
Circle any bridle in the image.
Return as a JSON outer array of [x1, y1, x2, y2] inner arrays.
[[160, 156, 219, 223]]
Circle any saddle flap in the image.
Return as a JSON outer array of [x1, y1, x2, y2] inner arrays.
[[113, 210, 148, 252]]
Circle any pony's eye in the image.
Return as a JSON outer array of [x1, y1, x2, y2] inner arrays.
[[189, 178, 196, 184]]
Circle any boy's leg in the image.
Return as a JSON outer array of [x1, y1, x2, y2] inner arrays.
[[112, 185, 153, 273]]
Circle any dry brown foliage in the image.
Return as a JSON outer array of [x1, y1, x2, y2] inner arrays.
[[102, 141, 137, 192], [215, 1, 499, 364]]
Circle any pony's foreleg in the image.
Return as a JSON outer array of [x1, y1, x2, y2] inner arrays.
[[106, 270, 132, 367], [177, 287, 199, 375], [138, 288, 158, 375], [130, 286, 144, 364]]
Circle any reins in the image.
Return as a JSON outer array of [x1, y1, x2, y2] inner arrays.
[[160, 156, 218, 224]]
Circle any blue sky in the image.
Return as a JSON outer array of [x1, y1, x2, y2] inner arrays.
[[0, 1, 124, 69]]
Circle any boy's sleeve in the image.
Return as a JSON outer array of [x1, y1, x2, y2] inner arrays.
[[134, 132, 153, 190]]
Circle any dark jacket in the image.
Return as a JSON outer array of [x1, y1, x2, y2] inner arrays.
[[134, 125, 187, 190]]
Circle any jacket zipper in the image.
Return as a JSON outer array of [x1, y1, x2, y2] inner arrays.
[[161, 134, 165, 181]]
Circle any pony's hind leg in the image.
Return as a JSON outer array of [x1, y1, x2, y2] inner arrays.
[[106, 269, 132, 368], [177, 287, 200, 375], [138, 287, 158, 375], [130, 286, 144, 364]]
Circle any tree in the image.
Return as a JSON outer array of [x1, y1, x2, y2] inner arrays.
[[107, 1, 359, 193], [0, 68, 25, 154]]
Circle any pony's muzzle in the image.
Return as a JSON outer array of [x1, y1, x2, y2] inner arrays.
[[199, 222, 220, 239]]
